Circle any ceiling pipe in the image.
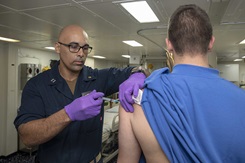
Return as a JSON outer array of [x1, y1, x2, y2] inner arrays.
[[137, 26, 167, 54]]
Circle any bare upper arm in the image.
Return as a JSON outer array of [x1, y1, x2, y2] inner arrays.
[[117, 105, 142, 163], [128, 104, 169, 163], [119, 104, 168, 163]]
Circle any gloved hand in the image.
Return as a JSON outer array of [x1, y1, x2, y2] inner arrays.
[[65, 90, 104, 121], [119, 73, 145, 112]]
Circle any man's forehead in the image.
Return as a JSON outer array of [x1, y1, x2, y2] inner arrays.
[[59, 25, 88, 40], [60, 31, 89, 44]]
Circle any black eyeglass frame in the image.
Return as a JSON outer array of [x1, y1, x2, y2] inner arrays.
[[58, 42, 93, 54]]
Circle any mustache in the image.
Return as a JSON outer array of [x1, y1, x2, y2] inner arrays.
[[74, 58, 86, 62], [74, 59, 85, 62]]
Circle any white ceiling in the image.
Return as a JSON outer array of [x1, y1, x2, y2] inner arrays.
[[0, 0, 245, 63]]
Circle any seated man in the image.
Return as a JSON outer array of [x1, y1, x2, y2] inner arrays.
[[117, 4, 245, 163]]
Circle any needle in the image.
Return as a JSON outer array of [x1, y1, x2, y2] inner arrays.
[[102, 97, 119, 103], [82, 91, 119, 103]]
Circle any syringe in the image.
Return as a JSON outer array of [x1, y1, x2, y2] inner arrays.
[[102, 97, 119, 103]]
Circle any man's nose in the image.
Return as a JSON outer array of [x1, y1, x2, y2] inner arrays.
[[77, 49, 85, 57]]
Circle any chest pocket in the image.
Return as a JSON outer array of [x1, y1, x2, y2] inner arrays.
[[42, 90, 69, 117]]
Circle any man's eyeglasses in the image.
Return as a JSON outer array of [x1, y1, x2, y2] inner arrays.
[[58, 42, 92, 54]]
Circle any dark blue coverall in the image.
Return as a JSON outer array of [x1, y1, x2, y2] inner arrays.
[[14, 62, 133, 163]]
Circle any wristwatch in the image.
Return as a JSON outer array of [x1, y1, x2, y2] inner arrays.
[[131, 66, 150, 77]]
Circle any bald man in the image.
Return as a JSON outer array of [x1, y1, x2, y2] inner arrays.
[[14, 25, 146, 163]]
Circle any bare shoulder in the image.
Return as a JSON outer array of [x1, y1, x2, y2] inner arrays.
[[118, 105, 142, 163], [131, 104, 169, 163]]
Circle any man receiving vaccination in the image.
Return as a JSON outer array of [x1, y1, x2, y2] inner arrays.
[[118, 4, 245, 163]]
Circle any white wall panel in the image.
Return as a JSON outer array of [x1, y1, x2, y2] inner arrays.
[[217, 64, 239, 82], [0, 43, 8, 156]]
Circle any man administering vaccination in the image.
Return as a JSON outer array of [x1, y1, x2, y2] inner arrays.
[[14, 25, 147, 163]]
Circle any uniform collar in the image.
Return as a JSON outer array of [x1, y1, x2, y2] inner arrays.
[[48, 61, 63, 86], [80, 66, 97, 82], [48, 61, 97, 86]]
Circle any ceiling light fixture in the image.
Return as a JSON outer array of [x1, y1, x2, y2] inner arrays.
[[242, 56, 245, 58], [93, 55, 106, 59], [44, 47, 55, 50], [239, 39, 245, 44], [234, 59, 243, 61], [120, 1, 159, 23], [0, 36, 20, 43], [122, 55, 130, 58], [123, 40, 143, 47]]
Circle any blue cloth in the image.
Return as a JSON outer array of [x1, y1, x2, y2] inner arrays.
[[141, 64, 245, 163], [14, 61, 133, 163], [139, 154, 146, 163]]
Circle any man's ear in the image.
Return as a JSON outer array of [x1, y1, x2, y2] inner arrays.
[[208, 36, 215, 51], [165, 38, 174, 52], [55, 42, 60, 53]]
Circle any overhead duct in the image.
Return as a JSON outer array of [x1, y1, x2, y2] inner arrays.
[[137, 27, 175, 70], [137, 26, 168, 54]]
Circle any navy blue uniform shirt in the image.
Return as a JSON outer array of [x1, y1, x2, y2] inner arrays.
[[14, 62, 133, 163]]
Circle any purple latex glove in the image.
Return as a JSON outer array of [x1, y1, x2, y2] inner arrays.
[[119, 73, 145, 112], [65, 90, 104, 121]]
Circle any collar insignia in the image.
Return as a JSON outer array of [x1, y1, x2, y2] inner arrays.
[[51, 78, 56, 83]]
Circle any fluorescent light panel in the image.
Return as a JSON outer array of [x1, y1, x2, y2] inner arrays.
[[45, 47, 55, 50], [242, 56, 245, 59], [120, 1, 159, 23], [122, 55, 130, 58], [123, 40, 143, 47], [234, 59, 243, 61], [93, 55, 106, 59], [239, 39, 245, 44], [0, 36, 20, 43]]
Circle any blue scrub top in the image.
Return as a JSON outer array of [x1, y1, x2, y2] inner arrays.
[[142, 65, 245, 163], [14, 61, 133, 163]]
